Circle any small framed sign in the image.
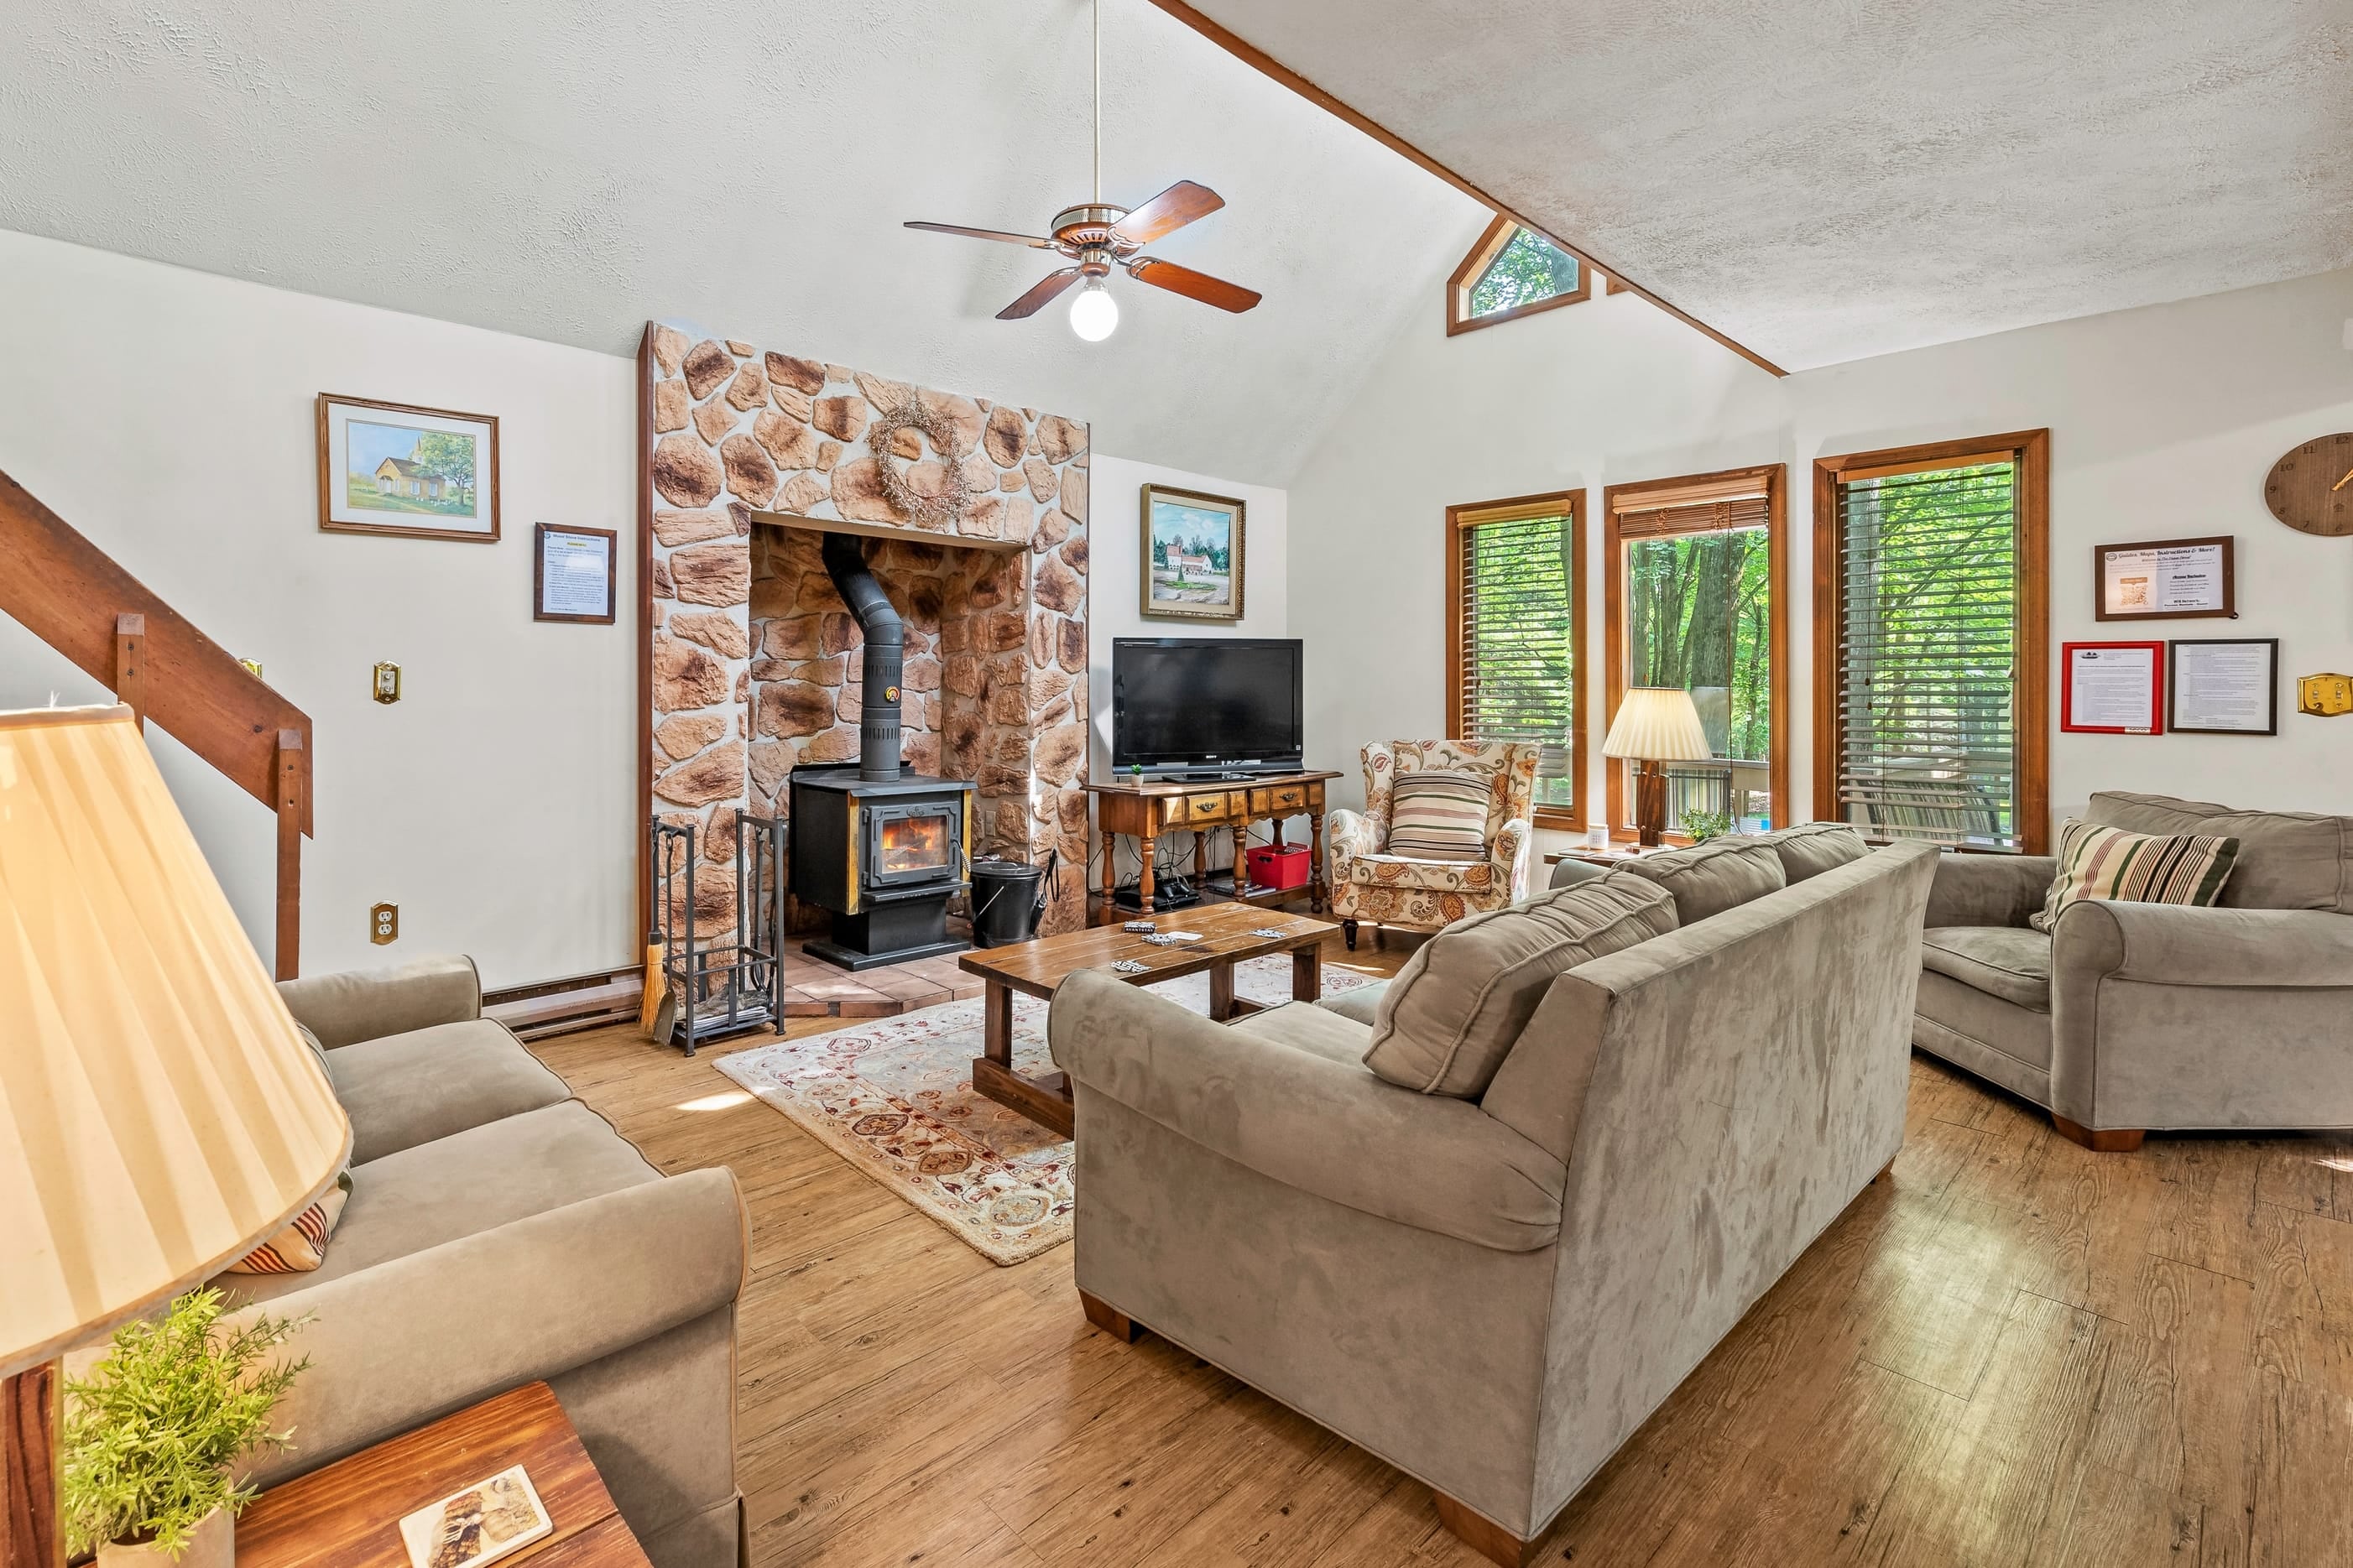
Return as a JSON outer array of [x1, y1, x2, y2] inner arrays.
[[2061, 641, 2164, 734], [2094, 535, 2234, 621], [2168, 638, 2278, 735], [534, 523, 617, 623]]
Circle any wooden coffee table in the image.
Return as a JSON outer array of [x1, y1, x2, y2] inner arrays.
[[957, 904, 1338, 1136]]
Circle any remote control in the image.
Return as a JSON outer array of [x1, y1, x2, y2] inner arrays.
[[1122, 919, 1158, 934]]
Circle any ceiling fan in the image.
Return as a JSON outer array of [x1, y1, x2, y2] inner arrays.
[[904, 0, 1260, 341]]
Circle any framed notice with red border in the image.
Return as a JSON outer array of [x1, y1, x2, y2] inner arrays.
[[2061, 641, 2164, 734]]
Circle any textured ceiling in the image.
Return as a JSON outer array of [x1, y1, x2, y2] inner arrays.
[[1176, 0, 2353, 371], [0, 0, 1481, 484]]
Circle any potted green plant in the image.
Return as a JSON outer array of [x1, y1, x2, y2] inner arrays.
[[1681, 808, 1735, 843], [64, 1289, 310, 1568]]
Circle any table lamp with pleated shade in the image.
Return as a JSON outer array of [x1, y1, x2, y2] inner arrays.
[[0, 706, 350, 1566], [1600, 686, 1714, 847]]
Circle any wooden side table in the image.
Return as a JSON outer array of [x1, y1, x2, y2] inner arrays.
[[237, 1383, 649, 1568], [1086, 771, 1342, 914]]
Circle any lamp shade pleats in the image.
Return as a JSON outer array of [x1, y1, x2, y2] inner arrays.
[[1600, 686, 1714, 762], [0, 706, 349, 1378]]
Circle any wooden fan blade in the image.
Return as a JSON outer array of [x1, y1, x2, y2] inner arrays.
[[998, 268, 1085, 319], [905, 221, 1057, 249], [1124, 257, 1261, 313], [1110, 181, 1223, 247]]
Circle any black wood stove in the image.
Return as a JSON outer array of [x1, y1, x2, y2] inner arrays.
[[789, 532, 974, 970]]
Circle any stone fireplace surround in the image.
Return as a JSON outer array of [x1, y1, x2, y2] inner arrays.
[[638, 320, 1091, 940]]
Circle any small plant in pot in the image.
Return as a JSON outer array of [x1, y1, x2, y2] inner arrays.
[[1680, 808, 1735, 843], [64, 1288, 311, 1568]]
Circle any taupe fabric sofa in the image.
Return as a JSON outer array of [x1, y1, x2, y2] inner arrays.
[[1915, 790, 2353, 1149], [222, 956, 748, 1568], [1047, 835, 1937, 1565]]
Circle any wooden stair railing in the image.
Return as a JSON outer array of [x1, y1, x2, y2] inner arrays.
[[0, 468, 313, 979]]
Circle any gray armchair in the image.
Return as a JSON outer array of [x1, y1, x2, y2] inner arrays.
[[1914, 790, 2353, 1148]]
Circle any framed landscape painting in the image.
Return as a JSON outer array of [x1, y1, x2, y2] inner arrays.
[[317, 393, 499, 541], [1140, 483, 1244, 623]]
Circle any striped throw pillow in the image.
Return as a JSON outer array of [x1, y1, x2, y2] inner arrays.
[[1386, 770, 1493, 862], [2030, 818, 2240, 933], [223, 1170, 352, 1274]]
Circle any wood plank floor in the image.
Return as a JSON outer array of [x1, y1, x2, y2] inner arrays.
[[529, 933, 2353, 1566]]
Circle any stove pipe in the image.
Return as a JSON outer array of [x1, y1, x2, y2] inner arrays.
[[821, 531, 904, 781]]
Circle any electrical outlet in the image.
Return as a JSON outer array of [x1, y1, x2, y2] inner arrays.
[[372, 661, 402, 704], [369, 902, 399, 945]]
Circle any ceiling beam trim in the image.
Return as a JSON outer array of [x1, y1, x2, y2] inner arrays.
[[1144, 0, 1788, 378]]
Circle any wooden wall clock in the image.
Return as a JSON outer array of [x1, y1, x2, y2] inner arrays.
[[2264, 432, 2353, 536]]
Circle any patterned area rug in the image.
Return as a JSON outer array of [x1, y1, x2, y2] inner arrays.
[[715, 956, 1379, 1264]]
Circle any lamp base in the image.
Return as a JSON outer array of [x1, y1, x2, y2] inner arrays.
[[1633, 762, 1668, 848], [3, 1362, 58, 1568]]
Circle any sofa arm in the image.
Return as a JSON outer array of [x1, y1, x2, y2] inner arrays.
[[1924, 853, 2054, 929], [1492, 817, 1532, 899], [278, 954, 483, 1048], [2055, 901, 2353, 990], [1046, 970, 1563, 1251], [229, 1167, 745, 1487]]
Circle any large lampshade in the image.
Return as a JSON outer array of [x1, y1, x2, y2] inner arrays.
[[0, 706, 350, 1381], [1599, 687, 1713, 763]]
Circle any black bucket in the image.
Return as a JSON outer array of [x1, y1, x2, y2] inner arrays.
[[970, 852, 1058, 947]]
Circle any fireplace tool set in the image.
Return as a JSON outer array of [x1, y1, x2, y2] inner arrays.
[[646, 812, 786, 1056]]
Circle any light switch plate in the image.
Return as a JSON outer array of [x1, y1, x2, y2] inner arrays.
[[2298, 673, 2353, 717], [369, 902, 399, 944], [372, 661, 402, 704]]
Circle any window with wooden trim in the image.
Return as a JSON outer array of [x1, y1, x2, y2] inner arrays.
[[1447, 216, 1589, 335], [1446, 492, 1585, 827], [1603, 466, 1787, 838], [1813, 431, 2050, 853]]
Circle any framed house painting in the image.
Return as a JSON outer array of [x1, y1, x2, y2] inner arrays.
[[317, 394, 499, 542], [1140, 483, 1244, 623]]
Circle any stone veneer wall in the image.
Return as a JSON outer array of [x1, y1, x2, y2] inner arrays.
[[640, 321, 1091, 938]]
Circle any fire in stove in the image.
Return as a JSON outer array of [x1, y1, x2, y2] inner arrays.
[[879, 814, 951, 875]]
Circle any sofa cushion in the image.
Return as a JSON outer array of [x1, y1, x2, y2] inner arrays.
[[2090, 789, 2351, 914], [1229, 999, 1376, 1065], [1921, 925, 2053, 1013], [2030, 817, 2238, 934], [225, 1100, 658, 1304], [1364, 875, 1678, 1097], [326, 1018, 572, 1165], [1750, 822, 1870, 884], [1385, 770, 1492, 860], [1346, 852, 1498, 893], [1314, 980, 1389, 1028], [1610, 837, 1787, 925]]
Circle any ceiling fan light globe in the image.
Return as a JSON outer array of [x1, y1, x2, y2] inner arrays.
[[1069, 281, 1119, 341]]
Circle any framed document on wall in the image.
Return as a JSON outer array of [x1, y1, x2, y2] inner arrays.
[[2094, 536, 2234, 621], [2061, 641, 2164, 734], [534, 523, 617, 623], [2169, 638, 2278, 735]]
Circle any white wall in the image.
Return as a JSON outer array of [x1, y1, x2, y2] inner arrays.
[[0, 230, 639, 986], [1084, 455, 1290, 777], [1287, 264, 2353, 845]]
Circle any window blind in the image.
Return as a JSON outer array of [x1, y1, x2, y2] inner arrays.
[[1456, 512, 1573, 747], [1615, 496, 1771, 540], [1834, 460, 2021, 849]]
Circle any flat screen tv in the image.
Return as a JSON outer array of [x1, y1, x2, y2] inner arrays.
[[1112, 638, 1303, 776]]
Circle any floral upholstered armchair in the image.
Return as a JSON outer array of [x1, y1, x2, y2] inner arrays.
[[1325, 740, 1542, 948]]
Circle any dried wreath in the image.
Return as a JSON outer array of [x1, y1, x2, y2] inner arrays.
[[867, 395, 989, 529]]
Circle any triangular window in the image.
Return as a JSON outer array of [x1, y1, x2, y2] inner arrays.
[[1447, 216, 1589, 334]]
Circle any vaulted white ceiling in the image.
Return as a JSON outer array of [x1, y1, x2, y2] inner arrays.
[[0, 0, 1481, 485], [1176, 0, 2353, 373]]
